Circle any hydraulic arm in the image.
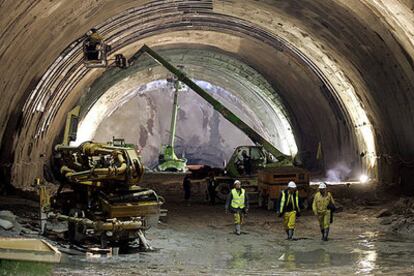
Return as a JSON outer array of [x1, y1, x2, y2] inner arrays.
[[128, 45, 293, 165]]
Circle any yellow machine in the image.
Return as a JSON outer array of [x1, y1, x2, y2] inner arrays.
[[257, 167, 310, 210], [46, 107, 164, 250]]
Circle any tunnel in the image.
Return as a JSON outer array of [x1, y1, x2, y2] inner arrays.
[[1, 0, 414, 274], [2, 0, 413, 192]]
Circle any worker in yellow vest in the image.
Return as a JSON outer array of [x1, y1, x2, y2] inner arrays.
[[278, 181, 301, 240], [225, 180, 249, 235], [312, 182, 335, 241]]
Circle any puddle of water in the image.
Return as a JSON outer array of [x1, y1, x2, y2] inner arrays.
[[54, 224, 414, 275]]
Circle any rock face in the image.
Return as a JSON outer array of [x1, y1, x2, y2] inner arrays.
[[94, 87, 256, 168]]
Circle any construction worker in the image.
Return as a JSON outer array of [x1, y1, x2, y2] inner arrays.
[[225, 180, 249, 235], [312, 182, 335, 241], [207, 172, 216, 205], [183, 175, 191, 206], [241, 150, 252, 175], [278, 181, 301, 240], [84, 28, 103, 60]]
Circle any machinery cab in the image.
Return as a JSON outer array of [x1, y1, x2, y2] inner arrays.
[[226, 146, 268, 177], [83, 36, 110, 68], [82, 29, 128, 69]]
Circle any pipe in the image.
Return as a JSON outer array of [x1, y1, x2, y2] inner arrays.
[[60, 150, 128, 181], [52, 213, 143, 231], [108, 189, 158, 202]]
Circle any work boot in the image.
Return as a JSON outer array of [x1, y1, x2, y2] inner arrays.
[[288, 229, 294, 240], [321, 228, 324, 240], [286, 229, 290, 239], [323, 228, 329, 241], [235, 224, 241, 235]]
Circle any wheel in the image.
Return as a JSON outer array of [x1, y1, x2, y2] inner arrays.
[[215, 182, 231, 201], [117, 240, 130, 253]]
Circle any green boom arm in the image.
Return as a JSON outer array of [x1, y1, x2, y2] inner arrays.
[[128, 45, 292, 164]]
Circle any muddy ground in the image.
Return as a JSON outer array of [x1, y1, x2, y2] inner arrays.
[[54, 196, 414, 275], [2, 184, 414, 275]]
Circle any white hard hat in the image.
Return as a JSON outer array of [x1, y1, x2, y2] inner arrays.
[[234, 180, 241, 185], [319, 183, 327, 189], [287, 181, 297, 188]]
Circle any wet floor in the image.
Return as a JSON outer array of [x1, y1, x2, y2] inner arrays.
[[54, 203, 414, 275]]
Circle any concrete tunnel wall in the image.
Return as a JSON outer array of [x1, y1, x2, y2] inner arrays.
[[0, 0, 414, 191]]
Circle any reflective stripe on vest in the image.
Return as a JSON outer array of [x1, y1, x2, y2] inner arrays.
[[280, 190, 299, 213], [231, 188, 246, 209]]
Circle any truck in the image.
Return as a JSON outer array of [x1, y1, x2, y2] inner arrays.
[[257, 166, 310, 210]]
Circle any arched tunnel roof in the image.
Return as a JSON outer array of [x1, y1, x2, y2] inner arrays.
[[1, 0, 414, 190]]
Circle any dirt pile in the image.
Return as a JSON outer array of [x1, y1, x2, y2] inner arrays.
[[378, 197, 414, 239]]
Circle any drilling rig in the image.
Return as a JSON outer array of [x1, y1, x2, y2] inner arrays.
[[46, 107, 164, 250]]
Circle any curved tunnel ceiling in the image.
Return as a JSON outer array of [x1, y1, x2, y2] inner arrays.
[[1, 0, 414, 190], [76, 48, 298, 159]]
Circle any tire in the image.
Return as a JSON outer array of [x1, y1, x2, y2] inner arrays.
[[215, 182, 231, 201]]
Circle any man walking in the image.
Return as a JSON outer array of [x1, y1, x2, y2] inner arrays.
[[183, 175, 191, 206], [207, 172, 216, 205], [278, 181, 301, 240], [312, 182, 335, 241], [225, 180, 249, 235]]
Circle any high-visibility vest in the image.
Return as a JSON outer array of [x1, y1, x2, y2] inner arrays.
[[312, 192, 334, 213], [231, 188, 246, 209], [279, 190, 299, 213]]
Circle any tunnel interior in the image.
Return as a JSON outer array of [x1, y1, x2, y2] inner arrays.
[[2, 1, 413, 192], [0, 0, 414, 191], [2, 1, 414, 274]]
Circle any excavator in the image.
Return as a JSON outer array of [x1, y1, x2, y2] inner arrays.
[[81, 36, 310, 209]]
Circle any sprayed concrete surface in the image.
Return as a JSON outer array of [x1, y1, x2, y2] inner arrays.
[[54, 200, 414, 275]]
